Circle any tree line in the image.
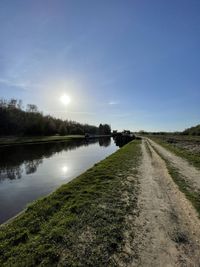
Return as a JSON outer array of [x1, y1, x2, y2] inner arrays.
[[0, 99, 111, 136], [182, 124, 200, 136], [138, 126, 200, 136]]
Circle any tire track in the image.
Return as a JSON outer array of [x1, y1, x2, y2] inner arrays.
[[148, 138, 200, 192], [130, 140, 200, 267]]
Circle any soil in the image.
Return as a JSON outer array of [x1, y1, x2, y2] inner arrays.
[[148, 138, 200, 192], [122, 139, 200, 266]]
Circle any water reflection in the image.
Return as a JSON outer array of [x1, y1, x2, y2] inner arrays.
[[61, 165, 69, 174], [113, 135, 135, 148], [98, 137, 111, 147], [0, 137, 119, 224], [0, 138, 113, 181]]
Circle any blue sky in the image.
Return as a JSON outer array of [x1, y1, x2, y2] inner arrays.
[[0, 0, 200, 131]]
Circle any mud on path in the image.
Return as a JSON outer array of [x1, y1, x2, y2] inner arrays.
[[127, 140, 200, 267]]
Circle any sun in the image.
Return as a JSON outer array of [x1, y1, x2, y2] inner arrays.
[[60, 94, 71, 105]]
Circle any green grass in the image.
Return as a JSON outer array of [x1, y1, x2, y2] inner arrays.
[[0, 140, 141, 266], [0, 135, 84, 147], [156, 153, 200, 217], [149, 138, 200, 217], [144, 141, 152, 158], [149, 136, 200, 170]]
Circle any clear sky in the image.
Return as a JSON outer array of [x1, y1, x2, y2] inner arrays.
[[0, 0, 200, 131]]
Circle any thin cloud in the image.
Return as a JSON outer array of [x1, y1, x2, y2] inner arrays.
[[0, 78, 28, 90], [108, 101, 119, 105], [0, 77, 44, 91]]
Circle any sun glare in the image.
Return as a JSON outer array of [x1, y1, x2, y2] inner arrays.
[[62, 166, 68, 173], [60, 94, 71, 105]]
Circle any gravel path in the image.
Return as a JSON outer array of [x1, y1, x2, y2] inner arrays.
[[148, 138, 200, 192], [128, 140, 200, 267]]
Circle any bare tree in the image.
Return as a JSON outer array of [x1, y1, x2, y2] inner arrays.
[[26, 104, 38, 113], [8, 99, 17, 109]]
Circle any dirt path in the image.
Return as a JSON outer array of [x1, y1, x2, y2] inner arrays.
[[147, 138, 200, 192], [129, 140, 200, 267]]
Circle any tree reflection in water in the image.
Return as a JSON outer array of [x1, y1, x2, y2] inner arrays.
[[98, 137, 111, 147], [0, 138, 111, 181]]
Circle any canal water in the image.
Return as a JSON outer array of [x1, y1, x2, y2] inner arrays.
[[0, 137, 118, 224]]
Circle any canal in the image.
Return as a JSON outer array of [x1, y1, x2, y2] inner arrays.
[[0, 137, 118, 224]]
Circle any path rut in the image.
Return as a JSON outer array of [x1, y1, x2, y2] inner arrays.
[[128, 140, 200, 267], [148, 138, 200, 192]]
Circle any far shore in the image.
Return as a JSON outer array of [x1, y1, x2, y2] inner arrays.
[[0, 134, 112, 147], [0, 135, 84, 147]]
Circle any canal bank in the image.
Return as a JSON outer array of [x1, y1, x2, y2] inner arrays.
[[0, 135, 84, 147], [0, 140, 141, 266]]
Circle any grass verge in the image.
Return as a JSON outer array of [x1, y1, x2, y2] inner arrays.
[[0, 135, 84, 147], [144, 141, 152, 158], [150, 137, 200, 170], [0, 140, 141, 266], [150, 142, 200, 217]]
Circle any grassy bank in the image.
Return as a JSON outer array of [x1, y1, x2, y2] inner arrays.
[[0, 140, 141, 266], [0, 135, 84, 147], [149, 136, 200, 170]]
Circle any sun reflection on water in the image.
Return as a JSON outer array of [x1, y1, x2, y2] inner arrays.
[[62, 166, 68, 173]]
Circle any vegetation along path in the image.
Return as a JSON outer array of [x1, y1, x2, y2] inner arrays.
[[129, 139, 200, 266], [1, 138, 200, 266], [148, 138, 200, 190]]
